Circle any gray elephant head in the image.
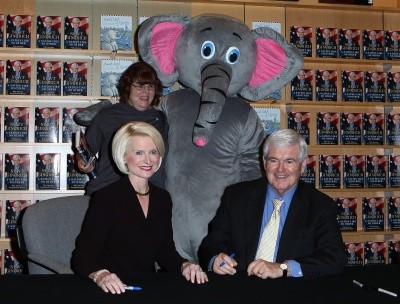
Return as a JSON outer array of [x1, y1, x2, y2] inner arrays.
[[139, 14, 303, 146]]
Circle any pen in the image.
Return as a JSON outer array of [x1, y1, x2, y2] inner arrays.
[[353, 280, 397, 297], [124, 286, 142, 291], [220, 253, 235, 267]]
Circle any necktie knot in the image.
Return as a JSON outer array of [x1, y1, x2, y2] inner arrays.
[[272, 199, 283, 217]]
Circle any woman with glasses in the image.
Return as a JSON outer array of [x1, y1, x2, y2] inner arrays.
[[77, 61, 167, 196]]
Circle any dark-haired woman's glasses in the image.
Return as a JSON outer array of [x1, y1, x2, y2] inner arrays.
[[132, 83, 156, 92]]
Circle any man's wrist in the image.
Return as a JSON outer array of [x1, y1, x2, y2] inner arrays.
[[92, 269, 109, 283]]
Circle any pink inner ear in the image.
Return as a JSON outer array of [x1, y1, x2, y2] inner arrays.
[[249, 38, 287, 87], [150, 22, 184, 75]]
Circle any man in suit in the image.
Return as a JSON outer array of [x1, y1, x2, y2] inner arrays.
[[11, 15, 29, 36], [346, 155, 362, 174], [41, 62, 59, 81], [321, 70, 335, 89], [346, 72, 361, 90], [39, 16, 58, 37], [369, 156, 385, 174], [344, 29, 358, 47], [365, 114, 382, 132], [9, 154, 27, 174], [293, 27, 311, 46], [8, 107, 26, 126], [66, 63, 86, 82], [10, 60, 29, 80], [344, 114, 360, 131], [367, 198, 383, 216], [346, 243, 361, 260], [292, 112, 308, 131], [340, 198, 355, 216], [322, 113, 337, 131], [366, 30, 382, 48], [67, 17, 87, 37], [292, 70, 311, 88], [199, 129, 346, 279], [323, 155, 339, 174]]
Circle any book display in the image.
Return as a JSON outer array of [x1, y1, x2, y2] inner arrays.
[[1, 0, 400, 273]]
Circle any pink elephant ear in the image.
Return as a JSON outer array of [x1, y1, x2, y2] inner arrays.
[[150, 22, 184, 76], [249, 37, 286, 87]]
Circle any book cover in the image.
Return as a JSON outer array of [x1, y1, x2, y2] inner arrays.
[[385, 30, 400, 60], [341, 71, 363, 102], [0, 154, 2, 190], [5, 14, 31, 48], [291, 69, 313, 101], [62, 107, 83, 143], [290, 26, 312, 57], [5, 59, 31, 95], [63, 61, 87, 96], [0, 14, 4, 47], [300, 155, 316, 187], [0, 60, 4, 94], [4, 153, 30, 190], [386, 71, 400, 102], [288, 111, 310, 144], [362, 197, 385, 231], [343, 155, 365, 188], [386, 112, 400, 145], [36, 15, 61, 49], [345, 242, 363, 266], [35, 107, 59, 143], [35, 153, 60, 190], [341, 112, 362, 144], [389, 154, 400, 188], [100, 15, 132, 51], [36, 60, 61, 96], [363, 113, 384, 145], [100, 59, 134, 97], [364, 71, 385, 102], [316, 27, 338, 58], [64, 16, 89, 49], [0, 202, 2, 236], [4, 106, 29, 142], [315, 69, 337, 101], [388, 197, 400, 230], [4, 249, 24, 274], [336, 198, 357, 231], [365, 155, 387, 188], [338, 28, 360, 59], [388, 240, 400, 264], [363, 29, 384, 59], [5, 200, 31, 238], [317, 112, 339, 144], [319, 154, 341, 189], [253, 107, 280, 136], [67, 154, 88, 190], [364, 241, 386, 265]]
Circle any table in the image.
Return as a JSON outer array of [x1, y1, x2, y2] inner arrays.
[[0, 265, 399, 303]]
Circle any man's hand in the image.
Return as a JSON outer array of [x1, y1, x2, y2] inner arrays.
[[75, 152, 94, 173], [213, 253, 237, 275], [247, 260, 285, 279]]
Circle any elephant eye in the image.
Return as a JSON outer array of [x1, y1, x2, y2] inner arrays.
[[226, 47, 240, 64], [201, 41, 215, 59]]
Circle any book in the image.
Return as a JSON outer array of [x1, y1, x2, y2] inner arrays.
[[5, 59, 31, 95], [362, 197, 385, 231], [343, 155, 365, 188], [4, 249, 25, 274], [319, 154, 341, 189], [290, 26, 312, 57], [36, 15, 61, 49], [389, 154, 400, 188], [386, 71, 400, 102], [100, 15, 133, 51], [253, 107, 280, 136], [5, 200, 31, 238], [35, 153, 60, 190], [316, 27, 338, 58], [67, 154, 88, 190], [388, 197, 400, 230], [100, 59, 134, 97], [388, 240, 400, 264], [62, 107, 83, 143], [35, 107, 59, 143], [386, 112, 400, 145], [5, 14, 31, 48], [300, 155, 316, 187], [288, 111, 310, 144], [291, 69, 313, 101], [0, 154, 2, 190], [364, 241, 386, 265], [64, 16, 89, 49], [4, 153, 30, 190], [336, 198, 357, 231], [0, 14, 4, 47], [363, 113, 384, 145], [341, 71, 363, 102], [36, 60, 61, 95], [4, 106, 29, 142], [345, 242, 363, 266], [365, 154, 387, 188], [0, 59, 4, 94], [364, 71, 385, 102], [315, 69, 337, 101], [317, 112, 339, 144], [363, 29, 384, 60], [340, 112, 362, 145], [63, 61, 87, 96], [385, 30, 400, 60], [0, 201, 2, 236], [338, 28, 360, 59]]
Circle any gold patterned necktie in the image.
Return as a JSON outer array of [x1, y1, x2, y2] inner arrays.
[[255, 198, 284, 262]]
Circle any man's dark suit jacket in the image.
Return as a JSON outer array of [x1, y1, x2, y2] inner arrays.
[[198, 178, 346, 279]]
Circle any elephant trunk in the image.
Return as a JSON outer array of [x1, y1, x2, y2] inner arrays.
[[193, 63, 232, 146]]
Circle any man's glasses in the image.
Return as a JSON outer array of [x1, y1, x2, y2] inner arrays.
[[132, 83, 156, 92]]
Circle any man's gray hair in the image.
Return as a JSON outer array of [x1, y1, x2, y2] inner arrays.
[[262, 129, 308, 161]]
